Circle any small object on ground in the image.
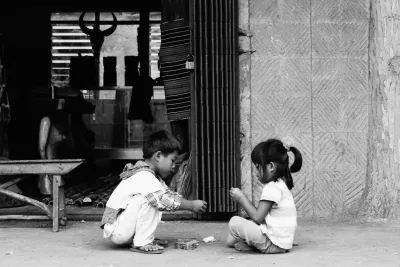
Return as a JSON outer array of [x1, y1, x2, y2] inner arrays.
[[293, 243, 299, 246], [81, 220, 85, 223], [5, 250, 13, 255], [154, 238, 169, 248], [228, 256, 234, 259], [174, 238, 199, 250], [60, 216, 67, 226], [203, 236, 216, 243]]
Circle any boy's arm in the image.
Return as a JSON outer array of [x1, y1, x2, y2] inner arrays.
[[145, 190, 181, 212], [160, 179, 182, 197], [178, 198, 207, 213], [145, 190, 207, 213]]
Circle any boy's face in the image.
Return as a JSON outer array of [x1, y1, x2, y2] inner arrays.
[[155, 150, 179, 178]]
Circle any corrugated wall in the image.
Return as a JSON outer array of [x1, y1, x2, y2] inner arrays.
[[249, 0, 369, 218], [192, 0, 240, 212]]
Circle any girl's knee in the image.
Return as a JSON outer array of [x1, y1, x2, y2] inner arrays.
[[228, 216, 243, 228], [228, 216, 245, 243], [226, 233, 238, 247]]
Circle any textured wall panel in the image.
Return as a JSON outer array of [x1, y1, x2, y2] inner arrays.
[[311, 0, 369, 216], [250, 0, 312, 217], [249, 0, 369, 218]]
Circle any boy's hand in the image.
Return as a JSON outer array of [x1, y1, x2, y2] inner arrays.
[[230, 188, 245, 203], [192, 200, 207, 213]]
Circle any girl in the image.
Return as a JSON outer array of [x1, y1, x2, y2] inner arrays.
[[227, 138, 302, 254]]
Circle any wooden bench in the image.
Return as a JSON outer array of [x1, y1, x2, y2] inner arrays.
[[0, 159, 84, 232]]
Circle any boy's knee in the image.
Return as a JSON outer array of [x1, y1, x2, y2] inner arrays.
[[110, 233, 132, 245]]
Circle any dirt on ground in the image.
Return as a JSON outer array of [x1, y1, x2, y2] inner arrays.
[[0, 219, 399, 267]]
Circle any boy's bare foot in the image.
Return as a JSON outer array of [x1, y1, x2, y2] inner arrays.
[[130, 243, 164, 254], [234, 242, 255, 252]]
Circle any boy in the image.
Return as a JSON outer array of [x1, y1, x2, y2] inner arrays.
[[100, 130, 207, 254]]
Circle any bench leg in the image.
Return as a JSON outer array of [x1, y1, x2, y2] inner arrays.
[[59, 183, 67, 226], [52, 175, 65, 232]]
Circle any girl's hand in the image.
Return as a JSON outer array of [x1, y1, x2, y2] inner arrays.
[[230, 188, 245, 203]]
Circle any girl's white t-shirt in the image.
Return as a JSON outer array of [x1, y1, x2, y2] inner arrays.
[[259, 179, 297, 249]]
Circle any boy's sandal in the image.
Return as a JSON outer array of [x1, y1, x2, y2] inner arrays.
[[130, 244, 164, 254]]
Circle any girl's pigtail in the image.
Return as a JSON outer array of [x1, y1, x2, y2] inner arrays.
[[284, 146, 302, 190], [286, 168, 294, 190], [289, 146, 303, 173]]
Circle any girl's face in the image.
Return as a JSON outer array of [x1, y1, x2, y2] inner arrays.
[[255, 162, 274, 183]]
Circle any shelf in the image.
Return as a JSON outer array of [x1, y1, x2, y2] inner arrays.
[[93, 148, 143, 160]]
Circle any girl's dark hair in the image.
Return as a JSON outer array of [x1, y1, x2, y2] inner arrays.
[[251, 139, 302, 190], [142, 130, 181, 159]]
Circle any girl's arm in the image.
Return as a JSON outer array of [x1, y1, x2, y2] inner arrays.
[[230, 188, 274, 224]]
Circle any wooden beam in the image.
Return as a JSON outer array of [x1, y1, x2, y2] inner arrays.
[[0, 177, 24, 189], [139, 2, 150, 77], [0, 159, 84, 175], [0, 188, 52, 218], [363, 0, 400, 218], [0, 215, 50, 221]]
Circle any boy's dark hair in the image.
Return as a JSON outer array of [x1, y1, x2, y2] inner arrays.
[[142, 130, 181, 159], [251, 139, 302, 190]]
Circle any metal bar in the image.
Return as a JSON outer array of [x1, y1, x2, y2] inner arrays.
[[204, 0, 214, 212], [214, 0, 222, 212], [224, 0, 230, 211], [189, 0, 199, 200], [198, 0, 206, 202], [227, 0, 232, 211], [222, 0, 231, 212], [209, 0, 218, 212], [233, 0, 240, 212], [50, 21, 161, 25], [230, 0, 235, 212], [231, 0, 237, 212]]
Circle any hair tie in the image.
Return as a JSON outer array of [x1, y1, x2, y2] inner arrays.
[[281, 136, 294, 152]]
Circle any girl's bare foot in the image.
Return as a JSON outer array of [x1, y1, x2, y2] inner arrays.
[[226, 234, 240, 247]]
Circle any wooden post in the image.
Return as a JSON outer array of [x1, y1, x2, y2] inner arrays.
[[52, 175, 59, 232], [59, 178, 66, 226], [363, 0, 400, 218], [52, 175, 65, 232], [238, 0, 252, 215], [139, 2, 150, 77]]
